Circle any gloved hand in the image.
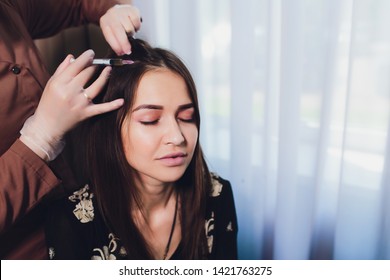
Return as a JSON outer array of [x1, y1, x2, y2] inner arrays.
[[100, 4, 142, 55], [20, 49, 124, 161]]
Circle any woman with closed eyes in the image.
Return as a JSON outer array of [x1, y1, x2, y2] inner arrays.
[[45, 38, 238, 260]]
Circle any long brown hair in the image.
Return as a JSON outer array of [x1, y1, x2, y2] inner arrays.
[[81, 38, 211, 259]]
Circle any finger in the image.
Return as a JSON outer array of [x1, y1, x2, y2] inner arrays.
[[100, 5, 141, 55], [71, 64, 98, 89], [85, 98, 124, 118], [115, 25, 133, 55], [101, 24, 124, 55], [80, 88, 93, 104], [128, 6, 142, 32], [120, 13, 137, 34], [60, 49, 95, 82], [112, 4, 142, 32], [106, 23, 132, 55], [84, 66, 112, 100], [52, 55, 74, 78]]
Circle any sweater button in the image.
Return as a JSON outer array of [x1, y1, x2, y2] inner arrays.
[[11, 66, 21, 75]]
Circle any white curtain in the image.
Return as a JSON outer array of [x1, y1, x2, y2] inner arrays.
[[134, 0, 390, 260]]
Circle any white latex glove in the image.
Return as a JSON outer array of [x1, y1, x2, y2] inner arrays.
[[100, 4, 142, 55], [20, 49, 124, 161]]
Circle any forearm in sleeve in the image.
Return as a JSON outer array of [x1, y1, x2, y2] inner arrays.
[[15, 0, 133, 39], [0, 139, 60, 234]]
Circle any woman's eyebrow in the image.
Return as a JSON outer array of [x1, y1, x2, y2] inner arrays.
[[177, 103, 194, 111], [132, 103, 194, 112], [132, 104, 163, 112]]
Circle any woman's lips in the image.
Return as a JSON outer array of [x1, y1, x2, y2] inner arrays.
[[157, 152, 187, 166]]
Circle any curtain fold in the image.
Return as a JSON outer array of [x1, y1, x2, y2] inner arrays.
[[229, 0, 261, 259]]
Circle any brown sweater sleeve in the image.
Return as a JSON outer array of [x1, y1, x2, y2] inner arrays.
[[10, 0, 132, 39], [0, 139, 60, 233]]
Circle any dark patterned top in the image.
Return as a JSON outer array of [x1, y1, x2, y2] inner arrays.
[[45, 173, 238, 260]]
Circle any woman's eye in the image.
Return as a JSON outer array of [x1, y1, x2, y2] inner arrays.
[[140, 120, 159, 125], [178, 117, 195, 123], [178, 110, 195, 123]]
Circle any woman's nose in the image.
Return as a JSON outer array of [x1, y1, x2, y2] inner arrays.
[[163, 120, 185, 145]]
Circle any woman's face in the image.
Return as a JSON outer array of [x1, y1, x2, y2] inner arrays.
[[122, 69, 198, 187]]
